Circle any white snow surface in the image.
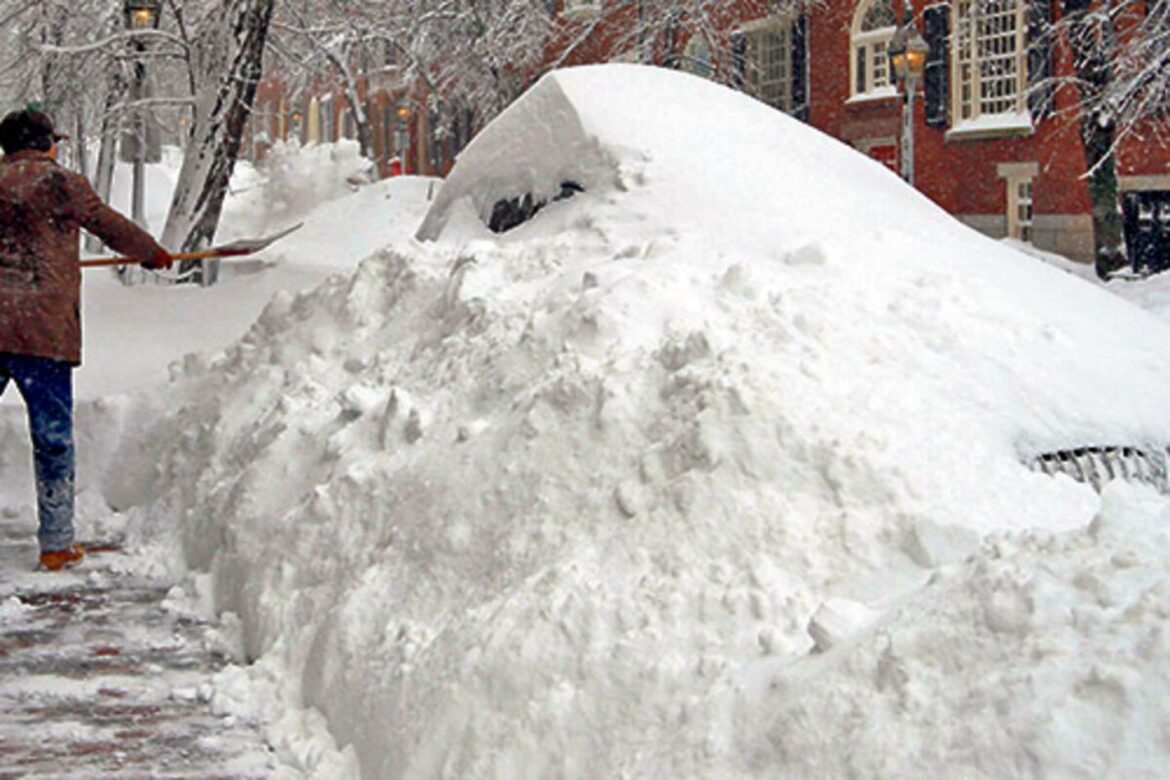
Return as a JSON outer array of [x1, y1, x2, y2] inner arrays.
[[5, 65, 1170, 778]]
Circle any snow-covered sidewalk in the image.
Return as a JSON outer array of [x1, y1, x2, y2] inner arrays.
[[0, 150, 431, 779], [0, 516, 286, 778]]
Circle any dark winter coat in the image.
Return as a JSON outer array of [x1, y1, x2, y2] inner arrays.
[[0, 150, 165, 365]]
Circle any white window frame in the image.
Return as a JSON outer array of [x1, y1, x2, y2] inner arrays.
[[849, 0, 897, 100], [683, 34, 714, 79], [951, 0, 1029, 128], [737, 16, 794, 113], [1007, 176, 1035, 241], [561, 0, 600, 20], [998, 161, 1038, 241]]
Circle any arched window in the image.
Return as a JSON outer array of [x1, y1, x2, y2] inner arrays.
[[850, 0, 897, 98], [683, 35, 713, 79]]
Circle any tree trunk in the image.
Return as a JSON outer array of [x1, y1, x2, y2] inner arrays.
[[162, 0, 275, 276], [1081, 118, 1126, 278], [85, 73, 127, 254], [340, 65, 374, 161], [1064, 0, 1127, 278]]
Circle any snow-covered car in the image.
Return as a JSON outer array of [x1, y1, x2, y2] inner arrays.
[[123, 65, 1170, 777]]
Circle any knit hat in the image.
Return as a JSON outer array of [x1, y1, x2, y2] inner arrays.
[[0, 109, 69, 154]]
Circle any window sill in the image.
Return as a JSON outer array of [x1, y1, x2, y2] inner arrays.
[[945, 113, 1034, 142], [845, 88, 899, 105], [560, 6, 600, 22]]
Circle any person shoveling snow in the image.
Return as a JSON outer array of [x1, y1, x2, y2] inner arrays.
[[0, 108, 173, 571]]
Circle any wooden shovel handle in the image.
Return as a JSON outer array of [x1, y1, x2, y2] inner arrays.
[[80, 247, 247, 269]]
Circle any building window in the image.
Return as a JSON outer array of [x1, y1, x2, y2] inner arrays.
[[738, 17, 793, 112], [999, 162, 1038, 241], [851, 0, 897, 98], [319, 96, 335, 143], [1010, 178, 1034, 240], [952, 0, 1027, 122], [561, 0, 599, 18], [683, 35, 713, 79], [307, 97, 320, 143]]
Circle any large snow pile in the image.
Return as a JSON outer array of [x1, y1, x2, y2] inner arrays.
[[112, 65, 1170, 777]]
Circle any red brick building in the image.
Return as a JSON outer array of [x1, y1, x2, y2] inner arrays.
[[547, 0, 1170, 267], [807, 0, 1169, 266], [244, 1, 1170, 268], [245, 58, 419, 179]]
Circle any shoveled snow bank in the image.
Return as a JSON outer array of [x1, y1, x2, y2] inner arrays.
[[111, 65, 1170, 778]]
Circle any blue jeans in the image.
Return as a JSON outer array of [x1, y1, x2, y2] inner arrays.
[[0, 354, 74, 552]]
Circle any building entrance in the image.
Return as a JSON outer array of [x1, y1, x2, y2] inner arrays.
[[1124, 191, 1170, 275]]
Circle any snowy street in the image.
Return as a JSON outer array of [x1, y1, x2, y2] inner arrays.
[[3, 64, 1170, 778]]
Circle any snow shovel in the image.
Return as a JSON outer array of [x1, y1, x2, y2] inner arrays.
[[79, 222, 304, 268]]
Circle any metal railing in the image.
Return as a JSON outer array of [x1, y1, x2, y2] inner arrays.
[[1029, 445, 1169, 494]]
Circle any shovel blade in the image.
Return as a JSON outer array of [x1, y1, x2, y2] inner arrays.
[[81, 222, 305, 268], [215, 222, 304, 255]]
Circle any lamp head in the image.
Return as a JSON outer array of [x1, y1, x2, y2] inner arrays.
[[124, 0, 162, 30], [888, 10, 929, 86]]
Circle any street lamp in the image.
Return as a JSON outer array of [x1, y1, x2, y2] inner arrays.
[[123, 0, 161, 236], [394, 104, 411, 174], [124, 0, 161, 30], [887, 9, 929, 186]]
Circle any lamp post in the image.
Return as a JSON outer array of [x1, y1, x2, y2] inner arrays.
[[887, 9, 929, 186], [394, 104, 410, 174], [123, 0, 161, 231]]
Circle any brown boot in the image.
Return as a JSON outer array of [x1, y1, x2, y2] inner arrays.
[[39, 543, 85, 571]]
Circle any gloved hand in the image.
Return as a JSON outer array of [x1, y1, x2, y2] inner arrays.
[[142, 247, 174, 270]]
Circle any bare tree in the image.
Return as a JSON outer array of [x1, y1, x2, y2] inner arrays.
[[369, 0, 558, 158], [1054, 0, 1170, 277], [1, 0, 274, 277], [0, 0, 123, 172], [269, 2, 380, 159], [547, 0, 817, 122], [270, 0, 562, 170], [161, 0, 275, 270]]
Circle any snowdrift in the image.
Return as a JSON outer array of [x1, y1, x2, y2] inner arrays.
[[114, 65, 1170, 777]]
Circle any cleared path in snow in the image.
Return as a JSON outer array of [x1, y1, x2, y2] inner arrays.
[[0, 517, 287, 779]]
